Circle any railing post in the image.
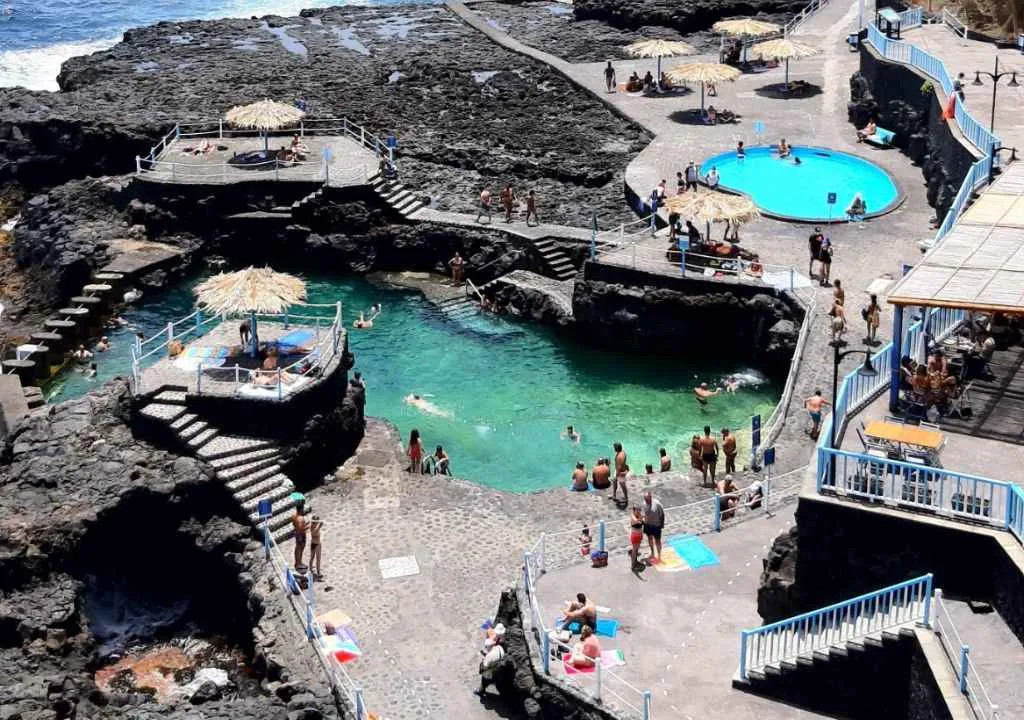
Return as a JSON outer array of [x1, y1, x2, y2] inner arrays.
[[306, 599, 314, 640], [923, 573, 934, 627], [361, 127, 366, 147], [355, 687, 365, 720], [790, 267, 795, 291], [171, 163, 176, 181], [934, 588, 943, 633], [642, 689, 652, 720], [278, 368, 283, 401], [135, 156, 141, 175], [523, 552, 530, 592], [739, 631, 749, 681], [542, 631, 551, 674], [197, 362, 203, 395], [714, 494, 722, 531], [594, 654, 602, 700], [632, 241, 637, 269], [539, 532, 546, 573], [959, 645, 969, 694], [300, 119, 305, 138], [219, 119, 223, 139], [166, 322, 174, 349], [598, 520, 606, 552], [263, 520, 270, 559], [284, 309, 290, 329]]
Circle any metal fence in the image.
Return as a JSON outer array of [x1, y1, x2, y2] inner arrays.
[[261, 523, 370, 719], [738, 574, 933, 681], [933, 589, 1000, 719]]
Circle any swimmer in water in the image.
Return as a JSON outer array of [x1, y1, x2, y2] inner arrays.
[[694, 383, 720, 410], [404, 393, 452, 418], [562, 425, 581, 444], [725, 375, 739, 393], [353, 311, 373, 329], [368, 304, 382, 320]]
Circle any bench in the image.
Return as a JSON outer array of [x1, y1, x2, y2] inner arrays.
[[864, 127, 896, 147]]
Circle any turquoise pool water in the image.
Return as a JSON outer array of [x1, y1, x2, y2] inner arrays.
[[48, 274, 780, 492], [700, 146, 901, 222]]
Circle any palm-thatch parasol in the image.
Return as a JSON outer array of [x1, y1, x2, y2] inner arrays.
[[749, 37, 820, 87], [665, 190, 760, 240], [194, 267, 307, 357], [623, 39, 696, 88], [664, 63, 741, 111], [225, 99, 306, 153], [713, 18, 782, 63]]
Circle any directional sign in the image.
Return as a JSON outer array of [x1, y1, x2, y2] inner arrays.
[[763, 447, 776, 466], [827, 192, 837, 205]]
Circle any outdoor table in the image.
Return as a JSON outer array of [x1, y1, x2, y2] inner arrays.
[[863, 420, 944, 453], [940, 336, 973, 353]]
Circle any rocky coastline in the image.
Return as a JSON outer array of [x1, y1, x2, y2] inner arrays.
[[0, 380, 341, 720]]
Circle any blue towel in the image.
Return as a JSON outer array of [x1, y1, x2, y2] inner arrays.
[[668, 535, 720, 569], [558, 617, 620, 638], [273, 329, 316, 352]]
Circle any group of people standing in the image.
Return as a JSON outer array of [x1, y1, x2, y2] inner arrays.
[[687, 425, 738, 487], [477, 186, 539, 226]]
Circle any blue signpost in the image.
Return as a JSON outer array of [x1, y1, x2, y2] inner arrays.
[[751, 414, 762, 470], [826, 191, 837, 224]]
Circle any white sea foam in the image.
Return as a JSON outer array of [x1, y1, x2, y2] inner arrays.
[[0, 0, 403, 91], [0, 37, 120, 91]]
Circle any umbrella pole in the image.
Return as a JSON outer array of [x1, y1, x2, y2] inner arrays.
[[701, 82, 706, 112], [657, 56, 662, 91], [250, 310, 258, 359], [785, 59, 790, 87]]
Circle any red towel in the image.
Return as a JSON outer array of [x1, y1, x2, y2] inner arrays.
[[942, 95, 956, 120]]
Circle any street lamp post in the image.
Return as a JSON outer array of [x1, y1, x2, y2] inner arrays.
[[828, 342, 878, 482], [972, 57, 1019, 134]]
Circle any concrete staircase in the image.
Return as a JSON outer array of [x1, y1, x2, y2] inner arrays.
[[137, 388, 298, 542], [532, 237, 577, 281], [370, 174, 425, 218], [436, 295, 481, 322]]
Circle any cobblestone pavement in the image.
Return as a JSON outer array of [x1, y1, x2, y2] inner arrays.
[[283, 419, 801, 719]]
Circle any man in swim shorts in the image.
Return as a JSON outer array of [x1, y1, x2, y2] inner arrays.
[[698, 425, 719, 487], [805, 390, 829, 438], [642, 491, 665, 563], [571, 462, 589, 491], [612, 442, 627, 502], [591, 458, 611, 490], [694, 383, 719, 410]]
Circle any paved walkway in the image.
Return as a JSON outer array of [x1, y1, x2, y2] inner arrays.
[[903, 23, 1024, 153], [534, 504, 824, 719], [412, 206, 594, 242]]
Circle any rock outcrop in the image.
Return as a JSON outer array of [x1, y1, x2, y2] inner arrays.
[[573, 0, 802, 32]]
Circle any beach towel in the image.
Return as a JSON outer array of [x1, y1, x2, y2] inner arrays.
[[173, 345, 229, 371], [559, 617, 620, 638], [653, 546, 688, 573], [317, 609, 352, 630], [271, 329, 316, 354], [668, 535, 720, 569], [561, 649, 627, 674], [322, 631, 362, 664]]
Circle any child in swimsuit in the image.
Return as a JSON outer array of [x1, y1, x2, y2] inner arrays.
[[629, 506, 644, 571]]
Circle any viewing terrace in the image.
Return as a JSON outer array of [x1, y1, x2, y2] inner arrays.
[[134, 117, 385, 187]]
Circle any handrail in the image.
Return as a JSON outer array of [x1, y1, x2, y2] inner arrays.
[[933, 589, 999, 719], [261, 523, 368, 718], [738, 574, 933, 681], [761, 292, 816, 452], [465, 278, 485, 304], [942, 7, 967, 38]]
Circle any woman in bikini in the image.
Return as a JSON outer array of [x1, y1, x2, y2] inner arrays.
[[407, 428, 423, 474], [629, 505, 644, 571]]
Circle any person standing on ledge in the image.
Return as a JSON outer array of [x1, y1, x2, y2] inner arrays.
[[292, 501, 308, 570], [604, 60, 617, 92], [612, 442, 628, 502], [449, 252, 465, 285], [698, 426, 719, 487], [685, 161, 699, 192], [805, 391, 829, 438], [525, 189, 539, 226], [722, 428, 737, 475], [476, 188, 492, 223], [309, 514, 323, 579]]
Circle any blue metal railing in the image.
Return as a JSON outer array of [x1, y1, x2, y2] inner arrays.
[[1009, 486, 1024, 545], [899, 7, 923, 28], [739, 574, 933, 681], [817, 447, 1015, 528]]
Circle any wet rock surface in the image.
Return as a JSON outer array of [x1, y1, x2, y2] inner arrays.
[[0, 380, 341, 720], [0, 5, 648, 227]]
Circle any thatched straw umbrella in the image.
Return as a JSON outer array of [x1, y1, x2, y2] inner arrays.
[[623, 39, 696, 88], [194, 267, 307, 357], [664, 63, 741, 111], [665, 190, 760, 241], [713, 18, 782, 63], [749, 37, 820, 87], [225, 99, 306, 153]]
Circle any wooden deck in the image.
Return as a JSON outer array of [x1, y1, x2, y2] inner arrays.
[[140, 134, 378, 187], [137, 320, 344, 399]]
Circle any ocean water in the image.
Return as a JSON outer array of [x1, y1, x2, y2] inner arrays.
[[47, 273, 780, 492], [0, 0, 432, 91]]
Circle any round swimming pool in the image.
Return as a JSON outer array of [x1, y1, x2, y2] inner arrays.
[[700, 146, 902, 222]]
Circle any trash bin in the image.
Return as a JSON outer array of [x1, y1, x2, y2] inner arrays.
[[848, 32, 859, 51]]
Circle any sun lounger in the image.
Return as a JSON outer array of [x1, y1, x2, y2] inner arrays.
[[864, 127, 895, 147]]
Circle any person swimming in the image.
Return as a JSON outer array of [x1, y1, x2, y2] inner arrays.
[[724, 376, 739, 393], [404, 393, 452, 418], [694, 382, 720, 408], [562, 425, 581, 444], [353, 311, 373, 329]]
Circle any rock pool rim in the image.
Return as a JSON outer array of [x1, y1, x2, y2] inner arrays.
[[699, 144, 905, 224]]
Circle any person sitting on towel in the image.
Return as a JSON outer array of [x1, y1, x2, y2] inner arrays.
[[570, 626, 602, 668], [562, 593, 597, 632]]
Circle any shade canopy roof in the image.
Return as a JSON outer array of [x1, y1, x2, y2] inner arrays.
[[225, 99, 305, 131], [664, 190, 761, 224], [194, 267, 307, 315], [623, 38, 696, 59], [749, 37, 820, 61], [664, 62, 742, 84], [712, 18, 782, 36], [887, 162, 1024, 314]]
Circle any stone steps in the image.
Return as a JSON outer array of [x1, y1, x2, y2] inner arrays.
[[178, 419, 209, 441], [139, 401, 188, 424], [154, 390, 188, 405], [209, 446, 282, 471], [170, 412, 199, 431], [251, 499, 297, 538], [218, 454, 283, 483], [187, 427, 219, 448], [224, 462, 283, 495], [197, 435, 277, 460], [234, 472, 293, 505]]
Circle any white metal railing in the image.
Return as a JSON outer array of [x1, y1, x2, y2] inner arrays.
[[932, 589, 1000, 719], [591, 235, 806, 292], [785, 0, 829, 36], [738, 575, 933, 681], [942, 7, 967, 38], [137, 117, 394, 184], [761, 292, 817, 453], [261, 523, 369, 719], [130, 303, 343, 398]]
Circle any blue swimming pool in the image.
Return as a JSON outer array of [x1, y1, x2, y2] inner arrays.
[[700, 146, 901, 222]]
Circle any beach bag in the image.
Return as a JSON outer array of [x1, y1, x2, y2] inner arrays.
[[861, 307, 870, 321], [590, 550, 608, 568]]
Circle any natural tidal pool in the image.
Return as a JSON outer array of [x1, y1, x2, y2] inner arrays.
[[49, 274, 780, 492]]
